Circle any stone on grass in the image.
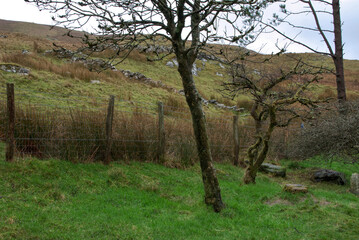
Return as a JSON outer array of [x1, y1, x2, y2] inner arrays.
[[259, 163, 286, 177], [90, 80, 101, 84], [283, 184, 308, 193], [172, 59, 178, 67], [0, 64, 30, 75], [313, 169, 346, 185], [166, 61, 174, 67], [350, 173, 359, 196]]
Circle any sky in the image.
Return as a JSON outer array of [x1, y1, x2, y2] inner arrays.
[[0, 0, 358, 60]]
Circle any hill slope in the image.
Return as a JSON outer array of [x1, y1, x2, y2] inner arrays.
[[1, 19, 359, 112]]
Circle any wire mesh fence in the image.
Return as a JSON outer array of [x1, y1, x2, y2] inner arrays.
[[0, 83, 296, 166]]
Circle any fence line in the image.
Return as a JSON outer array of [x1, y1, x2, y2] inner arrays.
[[1, 83, 298, 165]]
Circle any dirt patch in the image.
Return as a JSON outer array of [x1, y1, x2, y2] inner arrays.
[[312, 195, 332, 206], [265, 198, 293, 206]]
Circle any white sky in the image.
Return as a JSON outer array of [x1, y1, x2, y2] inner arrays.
[[0, 0, 358, 60]]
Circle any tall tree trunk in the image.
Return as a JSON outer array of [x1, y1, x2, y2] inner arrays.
[[332, 0, 346, 101], [177, 56, 225, 212]]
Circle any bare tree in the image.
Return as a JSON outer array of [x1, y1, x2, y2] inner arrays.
[[222, 56, 327, 184], [265, 0, 346, 101], [25, 0, 276, 212]]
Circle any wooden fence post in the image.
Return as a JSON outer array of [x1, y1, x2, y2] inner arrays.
[[104, 95, 115, 165], [233, 114, 240, 167], [6, 83, 15, 162], [158, 102, 165, 162]]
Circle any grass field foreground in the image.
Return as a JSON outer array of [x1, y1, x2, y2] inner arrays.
[[1, 143, 359, 240]]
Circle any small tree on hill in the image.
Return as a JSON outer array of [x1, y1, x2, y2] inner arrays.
[[25, 0, 279, 212], [222, 56, 327, 184]]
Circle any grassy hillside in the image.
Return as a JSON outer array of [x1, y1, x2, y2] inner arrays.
[[1, 142, 358, 239], [1, 19, 359, 113]]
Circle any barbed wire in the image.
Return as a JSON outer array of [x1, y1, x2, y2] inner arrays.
[[0, 85, 301, 162]]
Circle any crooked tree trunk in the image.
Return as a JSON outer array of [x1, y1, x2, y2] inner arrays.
[[243, 119, 274, 184], [243, 165, 257, 184], [177, 55, 225, 212], [332, 0, 346, 101]]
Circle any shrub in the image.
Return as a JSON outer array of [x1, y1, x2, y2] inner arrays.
[[287, 101, 359, 161]]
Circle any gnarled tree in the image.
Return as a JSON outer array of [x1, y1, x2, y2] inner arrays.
[[25, 0, 277, 212], [223, 56, 327, 184]]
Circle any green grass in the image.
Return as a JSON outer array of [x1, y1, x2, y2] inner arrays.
[[282, 155, 359, 180], [1, 142, 359, 239]]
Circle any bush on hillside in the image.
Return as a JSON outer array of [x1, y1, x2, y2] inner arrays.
[[287, 101, 359, 161]]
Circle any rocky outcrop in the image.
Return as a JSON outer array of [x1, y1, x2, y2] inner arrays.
[[313, 169, 346, 185], [84, 59, 116, 71], [120, 69, 178, 93], [53, 47, 74, 58], [197, 52, 218, 61], [136, 45, 172, 54], [0, 64, 30, 75]]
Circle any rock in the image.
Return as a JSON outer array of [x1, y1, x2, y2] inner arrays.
[[219, 63, 225, 69], [283, 184, 308, 193], [313, 169, 346, 185], [201, 59, 207, 67], [71, 53, 88, 62], [178, 89, 185, 96], [227, 106, 237, 110], [197, 52, 217, 61], [22, 49, 29, 54], [166, 61, 174, 67], [18, 67, 30, 75], [192, 63, 198, 76], [85, 59, 116, 71], [216, 72, 223, 77], [172, 59, 178, 67], [259, 163, 286, 177], [0, 64, 30, 75], [350, 173, 359, 195], [43, 50, 53, 55], [202, 99, 208, 105], [53, 47, 74, 58], [137, 44, 172, 54], [0, 35, 7, 38], [90, 80, 101, 84]]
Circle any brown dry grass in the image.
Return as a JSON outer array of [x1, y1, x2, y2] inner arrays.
[[0, 99, 240, 166], [0, 52, 126, 82]]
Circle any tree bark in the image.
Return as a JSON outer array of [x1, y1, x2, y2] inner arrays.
[[332, 0, 346, 101], [177, 54, 225, 212], [243, 166, 257, 184]]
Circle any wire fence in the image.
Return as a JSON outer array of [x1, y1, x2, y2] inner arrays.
[[0, 83, 301, 166]]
